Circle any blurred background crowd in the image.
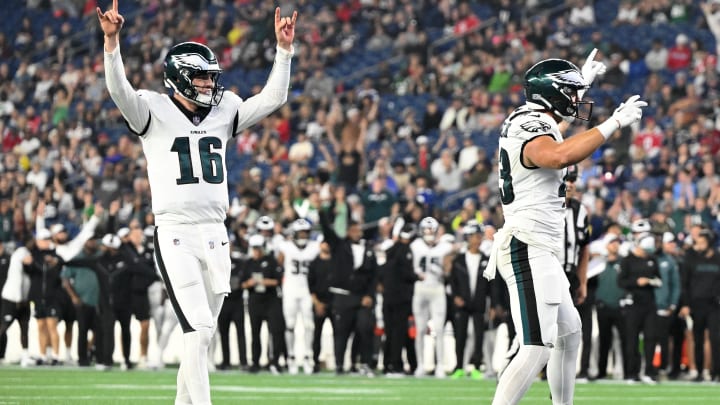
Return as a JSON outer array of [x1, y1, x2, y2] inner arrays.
[[1, 0, 720, 382]]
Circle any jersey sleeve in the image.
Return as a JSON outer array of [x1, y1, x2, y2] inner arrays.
[[505, 110, 561, 142], [232, 46, 293, 134], [104, 46, 151, 135]]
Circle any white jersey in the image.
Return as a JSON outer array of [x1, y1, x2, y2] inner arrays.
[[2, 247, 31, 303], [278, 240, 321, 294], [104, 45, 292, 226], [410, 239, 454, 287], [497, 105, 566, 249]]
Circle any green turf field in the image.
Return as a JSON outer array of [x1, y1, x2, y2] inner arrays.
[[0, 367, 716, 404]]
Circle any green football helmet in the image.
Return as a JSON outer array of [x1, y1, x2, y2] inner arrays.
[[524, 59, 592, 121], [163, 42, 224, 107]]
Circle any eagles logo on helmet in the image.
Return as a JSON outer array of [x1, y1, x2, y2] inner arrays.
[[164, 42, 224, 107], [524, 59, 593, 121]]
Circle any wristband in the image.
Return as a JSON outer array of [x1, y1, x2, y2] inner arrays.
[[597, 118, 621, 140]]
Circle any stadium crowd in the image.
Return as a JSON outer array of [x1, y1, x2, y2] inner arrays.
[[0, 0, 720, 383]]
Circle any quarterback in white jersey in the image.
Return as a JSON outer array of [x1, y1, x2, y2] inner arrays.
[[484, 53, 646, 405], [99, 2, 297, 404], [410, 217, 455, 378], [276, 219, 320, 374]]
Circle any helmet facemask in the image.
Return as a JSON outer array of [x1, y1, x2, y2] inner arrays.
[[183, 70, 224, 107], [164, 42, 225, 108]]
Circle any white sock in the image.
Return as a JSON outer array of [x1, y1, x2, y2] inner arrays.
[[175, 362, 191, 405], [547, 331, 581, 405], [492, 345, 550, 405], [181, 329, 213, 405], [304, 322, 314, 360]]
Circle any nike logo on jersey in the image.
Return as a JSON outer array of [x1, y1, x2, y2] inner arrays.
[[222, 241, 229, 246]]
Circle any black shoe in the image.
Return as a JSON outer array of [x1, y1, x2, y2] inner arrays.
[[693, 375, 704, 383], [248, 365, 260, 373], [217, 363, 230, 371], [49, 359, 62, 366], [313, 364, 321, 374], [335, 368, 346, 376], [667, 370, 681, 380]]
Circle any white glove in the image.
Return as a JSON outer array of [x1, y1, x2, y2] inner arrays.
[[648, 277, 663, 288], [578, 48, 607, 100], [612, 94, 647, 127], [597, 94, 647, 139]]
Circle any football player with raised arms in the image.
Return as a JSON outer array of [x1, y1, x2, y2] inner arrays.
[[410, 216, 455, 378], [276, 218, 321, 375], [483, 51, 646, 404], [97, 1, 296, 403]]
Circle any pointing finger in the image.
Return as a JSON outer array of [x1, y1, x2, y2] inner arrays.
[[96, 6, 104, 20], [113, 0, 118, 12], [291, 10, 298, 25], [585, 48, 598, 65], [275, 7, 280, 24]]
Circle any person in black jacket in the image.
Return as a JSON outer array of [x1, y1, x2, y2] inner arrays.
[[65, 233, 143, 369], [308, 241, 334, 373], [217, 247, 248, 371], [25, 229, 65, 365], [119, 225, 157, 368], [618, 232, 662, 383], [319, 207, 377, 376], [0, 241, 9, 361], [678, 229, 720, 382], [242, 234, 284, 373], [381, 221, 421, 375], [450, 220, 492, 379]]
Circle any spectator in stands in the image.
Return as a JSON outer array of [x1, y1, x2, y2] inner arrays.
[[568, 0, 596, 27], [645, 38, 669, 72], [614, 0, 640, 25], [667, 33, 692, 72], [431, 149, 463, 193]]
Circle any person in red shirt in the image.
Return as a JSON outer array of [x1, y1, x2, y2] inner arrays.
[[633, 117, 664, 159], [667, 34, 692, 71]]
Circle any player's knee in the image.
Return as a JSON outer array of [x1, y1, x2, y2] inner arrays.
[[186, 327, 214, 349], [555, 328, 581, 351], [518, 344, 551, 366]]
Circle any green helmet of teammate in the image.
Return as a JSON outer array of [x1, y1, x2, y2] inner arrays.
[[524, 59, 592, 121], [163, 42, 224, 107]]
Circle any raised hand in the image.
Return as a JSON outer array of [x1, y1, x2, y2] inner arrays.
[[275, 7, 298, 51], [611, 94, 647, 128], [579, 48, 606, 100], [96, 0, 124, 38]]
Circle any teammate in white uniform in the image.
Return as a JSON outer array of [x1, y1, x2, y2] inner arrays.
[[98, 2, 296, 403], [410, 217, 455, 378], [277, 219, 320, 375], [483, 53, 646, 405]]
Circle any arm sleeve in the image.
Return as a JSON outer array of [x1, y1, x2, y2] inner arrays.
[[679, 259, 692, 307], [36, 213, 45, 236], [233, 46, 293, 134], [307, 260, 317, 294], [56, 215, 100, 262], [104, 46, 151, 134], [669, 261, 681, 307], [319, 207, 340, 248]]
